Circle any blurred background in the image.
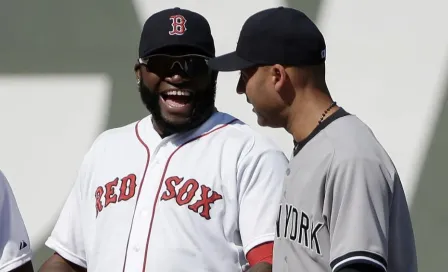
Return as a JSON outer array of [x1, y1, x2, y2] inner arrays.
[[0, 0, 447, 270]]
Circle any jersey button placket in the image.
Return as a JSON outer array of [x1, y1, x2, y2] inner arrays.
[[125, 157, 164, 271], [141, 210, 149, 218], [133, 245, 140, 252]]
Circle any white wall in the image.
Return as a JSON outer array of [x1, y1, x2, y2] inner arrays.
[[0, 74, 111, 249]]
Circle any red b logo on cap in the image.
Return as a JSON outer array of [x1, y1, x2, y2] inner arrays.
[[169, 15, 187, 35]]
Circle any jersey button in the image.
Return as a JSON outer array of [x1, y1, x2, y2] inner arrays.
[[133, 245, 140, 252], [286, 168, 290, 176]]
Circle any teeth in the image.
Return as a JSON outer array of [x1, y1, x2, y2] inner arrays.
[[165, 90, 191, 96]]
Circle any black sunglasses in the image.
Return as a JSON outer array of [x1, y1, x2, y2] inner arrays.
[[138, 54, 211, 79]]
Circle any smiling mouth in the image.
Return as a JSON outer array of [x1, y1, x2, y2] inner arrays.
[[161, 89, 194, 108]]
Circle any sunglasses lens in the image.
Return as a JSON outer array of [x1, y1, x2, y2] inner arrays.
[[143, 56, 210, 78]]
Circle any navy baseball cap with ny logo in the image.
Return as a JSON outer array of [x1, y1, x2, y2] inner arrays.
[[138, 7, 215, 58], [208, 7, 326, 71]]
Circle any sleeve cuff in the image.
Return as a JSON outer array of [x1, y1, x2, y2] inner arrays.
[[0, 253, 32, 272], [243, 233, 275, 256], [45, 237, 87, 268], [330, 251, 387, 272]]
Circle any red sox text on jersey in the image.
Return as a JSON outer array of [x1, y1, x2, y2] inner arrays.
[[160, 176, 223, 220], [95, 174, 223, 220], [95, 173, 137, 217]]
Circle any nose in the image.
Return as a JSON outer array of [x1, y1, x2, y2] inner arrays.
[[236, 76, 245, 95], [164, 74, 189, 84]]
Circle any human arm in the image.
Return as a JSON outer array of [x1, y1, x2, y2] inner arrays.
[[326, 158, 391, 272], [237, 139, 288, 270], [246, 262, 272, 272], [38, 253, 86, 272], [0, 171, 34, 272]]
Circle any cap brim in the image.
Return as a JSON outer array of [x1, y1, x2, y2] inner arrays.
[[208, 52, 255, 71], [142, 43, 214, 58]]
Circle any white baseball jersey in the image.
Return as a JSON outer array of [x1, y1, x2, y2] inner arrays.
[[46, 111, 288, 272], [0, 170, 32, 272]]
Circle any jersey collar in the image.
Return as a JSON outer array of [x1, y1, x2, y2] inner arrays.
[[293, 107, 350, 156]]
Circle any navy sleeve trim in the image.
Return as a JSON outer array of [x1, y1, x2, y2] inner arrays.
[[338, 263, 385, 272], [330, 251, 387, 272]]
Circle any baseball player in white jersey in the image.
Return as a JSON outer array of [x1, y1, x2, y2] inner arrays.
[[0, 170, 34, 272], [39, 7, 288, 272], [209, 6, 418, 272]]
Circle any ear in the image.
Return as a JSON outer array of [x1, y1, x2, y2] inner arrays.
[[134, 63, 141, 80], [271, 64, 287, 93]]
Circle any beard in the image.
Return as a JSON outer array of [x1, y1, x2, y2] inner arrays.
[[138, 80, 217, 137]]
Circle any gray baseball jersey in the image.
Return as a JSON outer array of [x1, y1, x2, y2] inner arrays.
[[273, 108, 417, 272]]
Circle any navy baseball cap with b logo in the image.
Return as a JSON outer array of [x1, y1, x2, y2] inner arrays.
[[139, 7, 215, 58], [208, 7, 326, 71]]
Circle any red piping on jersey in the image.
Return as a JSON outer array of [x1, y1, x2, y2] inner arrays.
[[140, 118, 238, 272], [121, 120, 151, 272]]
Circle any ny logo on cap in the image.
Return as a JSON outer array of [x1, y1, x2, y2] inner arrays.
[[169, 15, 187, 36]]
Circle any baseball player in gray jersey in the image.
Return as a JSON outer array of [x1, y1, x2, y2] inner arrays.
[[208, 6, 418, 272]]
